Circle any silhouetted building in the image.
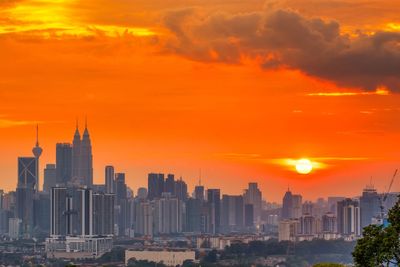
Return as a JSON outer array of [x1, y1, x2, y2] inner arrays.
[[322, 212, 336, 233], [165, 174, 175, 195], [186, 198, 201, 233], [221, 195, 244, 233], [360, 186, 380, 228], [115, 173, 128, 236], [43, 164, 56, 193], [154, 193, 183, 235], [245, 204, 254, 227], [72, 122, 93, 187], [175, 178, 188, 201], [282, 189, 293, 219], [56, 143, 73, 185], [243, 183, 262, 225], [337, 198, 361, 236], [16, 157, 37, 238], [194, 185, 205, 201], [105, 166, 115, 194], [207, 189, 221, 234], [148, 173, 164, 200]]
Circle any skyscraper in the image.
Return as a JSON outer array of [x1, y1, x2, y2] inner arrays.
[[282, 189, 293, 220], [148, 173, 164, 200], [360, 185, 381, 228], [165, 174, 175, 195], [72, 121, 93, 187], [80, 122, 93, 187], [243, 183, 262, 225], [50, 187, 68, 237], [105, 166, 115, 194], [43, 164, 57, 192], [194, 185, 205, 201], [221, 195, 244, 233], [207, 189, 221, 234], [337, 198, 361, 237], [292, 194, 303, 219], [56, 143, 73, 185], [32, 125, 43, 192], [16, 157, 37, 238], [72, 122, 81, 181], [154, 193, 183, 235]]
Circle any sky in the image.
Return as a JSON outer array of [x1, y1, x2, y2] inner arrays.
[[0, 0, 400, 202]]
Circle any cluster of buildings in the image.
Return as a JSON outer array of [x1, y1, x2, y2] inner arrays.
[[276, 186, 398, 242], [0, 123, 398, 263]]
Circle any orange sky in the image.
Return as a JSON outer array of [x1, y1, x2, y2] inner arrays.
[[0, 0, 400, 202]]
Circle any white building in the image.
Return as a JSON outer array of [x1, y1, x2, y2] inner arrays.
[[125, 249, 195, 266], [8, 218, 21, 239], [46, 236, 113, 259]]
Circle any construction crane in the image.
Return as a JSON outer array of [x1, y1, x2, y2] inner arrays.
[[379, 169, 398, 226]]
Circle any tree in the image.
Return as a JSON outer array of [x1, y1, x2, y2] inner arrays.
[[353, 195, 400, 266], [313, 264, 345, 267]]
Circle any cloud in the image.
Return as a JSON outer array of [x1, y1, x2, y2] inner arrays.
[[0, 118, 39, 128], [163, 8, 400, 92]]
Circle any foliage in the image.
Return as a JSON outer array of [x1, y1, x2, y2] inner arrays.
[[353, 195, 400, 266], [313, 264, 345, 267], [97, 246, 125, 263]]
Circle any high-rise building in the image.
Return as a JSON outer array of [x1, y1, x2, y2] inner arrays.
[[278, 219, 299, 242], [92, 193, 115, 235], [115, 173, 128, 236], [282, 189, 293, 219], [194, 185, 205, 201], [33, 192, 50, 234], [328, 197, 345, 216], [337, 198, 361, 237], [175, 178, 188, 201], [165, 174, 175, 195], [322, 212, 336, 233], [292, 194, 303, 219], [302, 201, 314, 216], [221, 195, 244, 233], [105, 166, 115, 194], [43, 164, 57, 193], [72, 122, 93, 187], [80, 123, 93, 187], [207, 189, 221, 234], [56, 143, 73, 185], [32, 125, 43, 192], [185, 198, 201, 233], [360, 185, 381, 228], [148, 173, 164, 200], [244, 204, 254, 228], [50, 187, 68, 237], [16, 157, 37, 238], [299, 214, 316, 235], [154, 193, 183, 235], [72, 123, 81, 181], [137, 188, 148, 199], [243, 183, 262, 225], [135, 200, 153, 237]]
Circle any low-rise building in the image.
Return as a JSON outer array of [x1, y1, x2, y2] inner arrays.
[[125, 249, 195, 266]]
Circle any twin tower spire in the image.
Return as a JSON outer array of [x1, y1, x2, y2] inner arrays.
[[72, 118, 93, 187]]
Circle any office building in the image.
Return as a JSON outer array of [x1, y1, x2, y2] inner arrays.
[[360, 185, 381, 228], [282, 189, 293, 219], [56, 143, 73, 185], [221, 195, 244, 233], [72, 122, 93, 187], [148, 173, 164, 200], [207, 189, 221, 234], [243, 183, 262, 225], [105, 166, 115, 194], [43, 164, 57, 193], [337, 198, 361, 237]]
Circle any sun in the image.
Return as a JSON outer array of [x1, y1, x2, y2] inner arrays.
[[295, 158, 313, 174]]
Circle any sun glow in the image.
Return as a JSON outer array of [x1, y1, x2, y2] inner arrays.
[[0, 0, 157, 37], [295, 159, 313, 174]]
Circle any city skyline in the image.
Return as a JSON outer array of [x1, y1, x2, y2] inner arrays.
[[1, 0, 400, 203], [0, 122, 398, 203]]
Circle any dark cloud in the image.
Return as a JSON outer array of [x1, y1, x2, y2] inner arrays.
[[163, 8, 400, 91]]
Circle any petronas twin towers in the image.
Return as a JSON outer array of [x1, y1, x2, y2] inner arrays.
[[72, 121, 93, 187]]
